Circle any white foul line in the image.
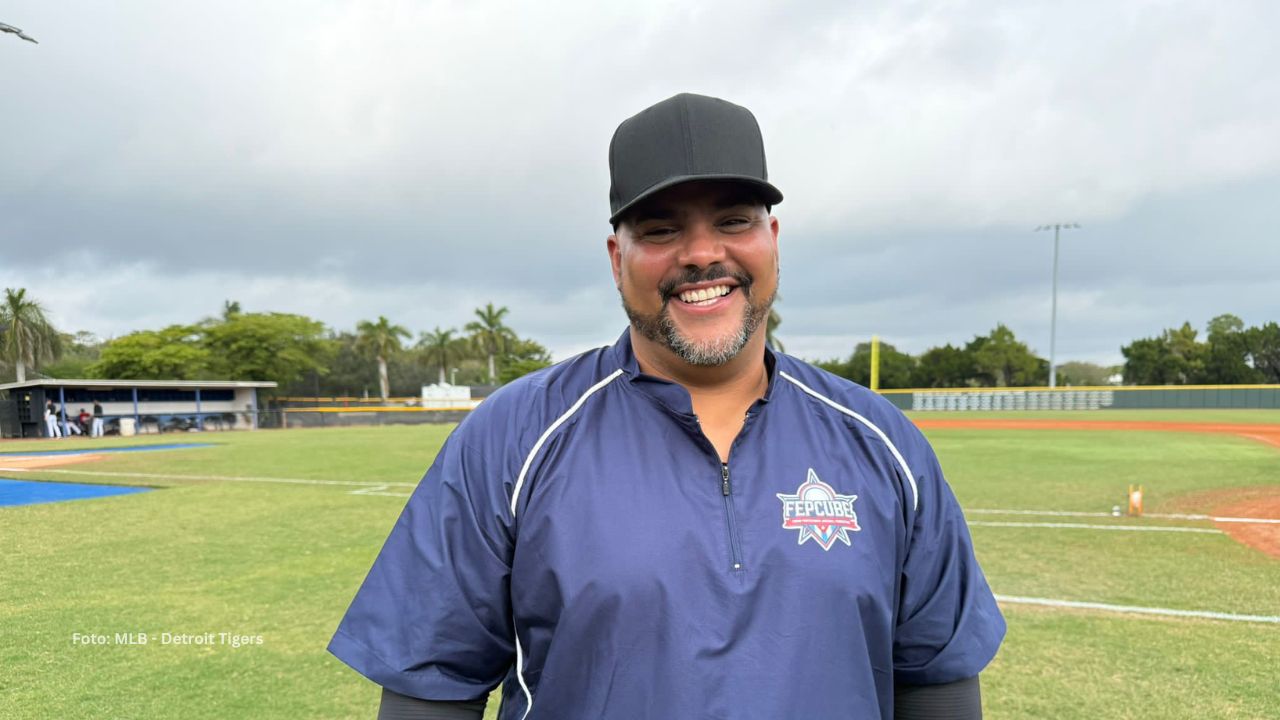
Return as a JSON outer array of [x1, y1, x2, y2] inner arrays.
[[969, 508, 1280, 525], [969, 521, 1221, 534], [348, 485, 414, 497], [996, 595, 1280, 624], [0, 466, 416, 489], [1212, 516, 1280, 525]]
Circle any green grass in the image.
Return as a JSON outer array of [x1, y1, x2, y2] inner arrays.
[[987, 610, 1279, 719], [1, 418, 1277, 719], [0, 427, 452, 485], [931, 429, 1278, 511], [926, 421, 1280, 719]]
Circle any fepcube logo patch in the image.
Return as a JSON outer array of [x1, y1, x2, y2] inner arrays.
[[776, 468, 860, 551]]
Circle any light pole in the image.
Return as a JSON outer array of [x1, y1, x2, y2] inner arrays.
[[450, 367, 459, 385], [1034, 223, 1079, 388]]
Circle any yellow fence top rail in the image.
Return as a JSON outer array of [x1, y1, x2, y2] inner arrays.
[[282, 406, 474, 413], [275, 396, 423, 403], [877, 384, 1280, 395]]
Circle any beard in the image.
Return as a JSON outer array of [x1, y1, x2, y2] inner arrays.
[[621, 265, 776, 366]]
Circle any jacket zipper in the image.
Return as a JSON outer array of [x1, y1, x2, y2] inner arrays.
[[721, 462, 745, 571], [719, 406, 763, 573], [694, 410, 753, 573]]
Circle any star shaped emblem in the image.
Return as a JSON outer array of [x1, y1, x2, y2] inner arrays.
[[776, 468, 860, 551]]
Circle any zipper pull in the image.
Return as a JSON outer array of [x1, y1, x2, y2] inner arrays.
[[721, 463, 731, 496]]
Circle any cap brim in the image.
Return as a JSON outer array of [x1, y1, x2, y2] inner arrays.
[[609, 174, 784, 225]]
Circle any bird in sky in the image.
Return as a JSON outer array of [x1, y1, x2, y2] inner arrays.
[[1, 22, 38, 44]]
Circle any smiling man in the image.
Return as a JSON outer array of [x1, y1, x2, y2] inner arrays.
[[330, 93, 1005, 720], [615, 180, 778, 367]]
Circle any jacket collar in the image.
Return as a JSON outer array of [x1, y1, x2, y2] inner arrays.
[[606, 328, 778, 418]]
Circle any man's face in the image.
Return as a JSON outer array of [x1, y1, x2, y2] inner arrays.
[[608, 181, 779, 367]]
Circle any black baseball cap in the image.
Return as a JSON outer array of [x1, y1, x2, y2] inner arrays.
[[608, 93, 784, 226]]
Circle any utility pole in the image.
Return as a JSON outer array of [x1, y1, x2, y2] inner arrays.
[[1034, 223, 1079, 388]]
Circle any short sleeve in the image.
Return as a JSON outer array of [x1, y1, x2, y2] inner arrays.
[[892, 423, 1005, 685], [328, 433, 515, 700]]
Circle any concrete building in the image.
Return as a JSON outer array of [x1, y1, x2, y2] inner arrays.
[[0, 379, 277, 439]]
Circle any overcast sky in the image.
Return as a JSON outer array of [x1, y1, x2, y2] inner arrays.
[[3, 1, 1277, 367]]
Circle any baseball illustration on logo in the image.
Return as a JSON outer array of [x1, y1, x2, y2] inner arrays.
[[776, 468, 861, 551]]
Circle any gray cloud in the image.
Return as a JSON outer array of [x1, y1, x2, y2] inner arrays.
[[2, 1, 1277, 366]]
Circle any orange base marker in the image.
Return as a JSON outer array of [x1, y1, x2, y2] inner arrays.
[[1128, 484, 1144, 517]]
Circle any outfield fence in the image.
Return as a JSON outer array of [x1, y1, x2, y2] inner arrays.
[[274, 396, 426, 407], [258, 407, 471, 429], [254, 384, 1280, 431], [880, 384, 1280, 412]]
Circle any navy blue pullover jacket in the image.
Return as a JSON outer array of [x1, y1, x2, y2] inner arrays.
[[330, 331, 1005, 719]]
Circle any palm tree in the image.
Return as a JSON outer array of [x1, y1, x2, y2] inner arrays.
[[766, 295, 784, 352], [418, 327, 458, 384], [465, 303, 516, 384], [356, 316, 410, 401], [0, 288, 62, 382]]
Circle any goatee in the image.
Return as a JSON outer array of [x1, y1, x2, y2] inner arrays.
[[621, 266, 776, 366]]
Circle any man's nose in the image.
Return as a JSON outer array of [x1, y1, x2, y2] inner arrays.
[[675, 221, 726, 268]]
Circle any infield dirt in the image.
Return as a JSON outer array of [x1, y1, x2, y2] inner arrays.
[[0, 454, 104, 470]]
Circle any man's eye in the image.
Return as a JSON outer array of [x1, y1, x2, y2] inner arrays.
[[642, 227, 676, 239]]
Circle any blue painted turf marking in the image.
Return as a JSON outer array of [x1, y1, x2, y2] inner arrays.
[[0, 479, 151, 508], [0, 443, 214, 458]]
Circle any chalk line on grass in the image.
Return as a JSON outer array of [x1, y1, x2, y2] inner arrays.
[[970, 508, 1118, 518], [995, 595, 1280, 624], [1201, 515, 1280, 525], [969, 521, 1221, 534], [0, 466, 416, 489], [349, 485, 414, 498], [969, 508, 1280, 525]]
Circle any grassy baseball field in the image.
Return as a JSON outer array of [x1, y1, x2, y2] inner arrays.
[[1, 410, 1277, 719]]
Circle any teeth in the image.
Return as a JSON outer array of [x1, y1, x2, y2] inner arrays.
[[679, 285, 732, 304]]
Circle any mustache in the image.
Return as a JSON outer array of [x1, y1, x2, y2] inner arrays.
[[658, 266, 753, 301]]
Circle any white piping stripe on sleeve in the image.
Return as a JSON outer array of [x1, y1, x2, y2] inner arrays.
[[779, 371, 919, 511], [508, 368, 624, 719], [514, 621, 533, 720], [509, 368, 624, 518]]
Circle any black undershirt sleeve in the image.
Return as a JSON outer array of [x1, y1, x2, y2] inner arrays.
[[376, 687, 487, 720], [894, 675, 983, 720], [376, 675, 976, 718]]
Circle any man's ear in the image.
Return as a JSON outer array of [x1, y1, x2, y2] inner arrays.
[[607, 233, 623, 288]]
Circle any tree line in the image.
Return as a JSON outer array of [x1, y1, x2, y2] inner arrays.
[[0, 291, 550, 400], [814, 314, 1279, 389], [815, 323, 1075, 389], [1120, 314, 1280, 385], [2, 286, 1276, 392]]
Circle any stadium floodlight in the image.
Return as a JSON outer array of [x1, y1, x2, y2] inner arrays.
[[0, 22, 38, 43], [1034, 223, 1080, 388]]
